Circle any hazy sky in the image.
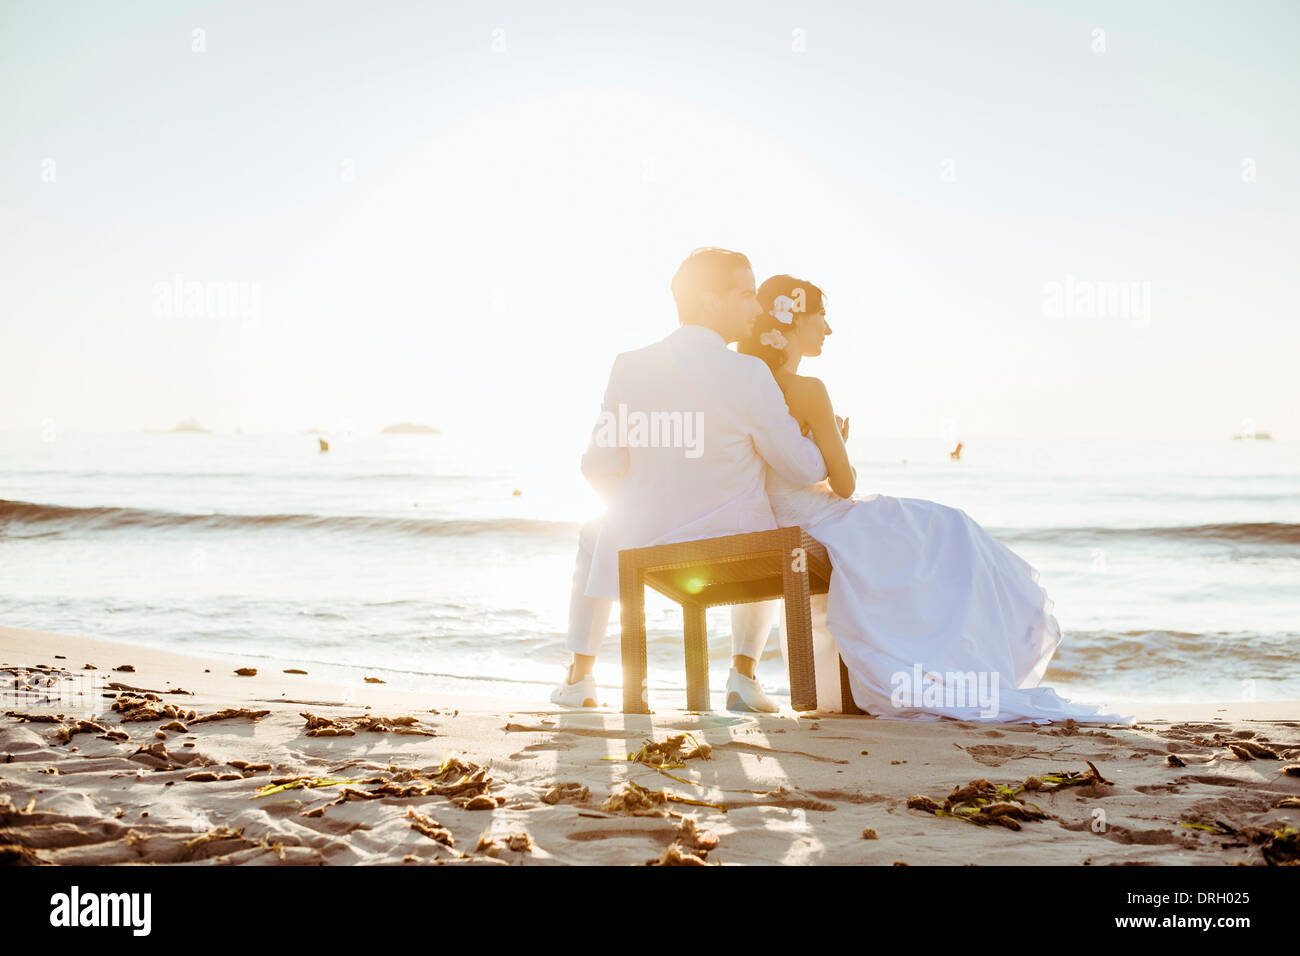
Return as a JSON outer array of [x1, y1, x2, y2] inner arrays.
[[2, 0, 1297, 448]]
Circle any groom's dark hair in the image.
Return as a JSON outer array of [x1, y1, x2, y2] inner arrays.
[[671, 247, 751, 323]]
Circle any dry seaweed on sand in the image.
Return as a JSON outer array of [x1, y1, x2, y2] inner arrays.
[[407, 808, 455, 845], [645, 843, 710, 866], [253, 775, 382, 798], [644, 818, 719, 866], [1182, 820, 1300, 865], [52, 718, 109, 744], [1259, 825, 1300, 866], [541, 781, 590, 805], [1226, 740, 1280, 760], [188, 707, 270, 724], [300, 711, 436, 737], [602, 733, 714, 785], [110, 692, 198, 723], [301, 786, 384, 817], [605, 733, 712, 770], [4, 711, 62, 723], [905, 766, 1114, 831], [603, 780, 725, 816]]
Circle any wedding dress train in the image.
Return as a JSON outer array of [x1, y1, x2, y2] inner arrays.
[[768, 470, 1133, 725]]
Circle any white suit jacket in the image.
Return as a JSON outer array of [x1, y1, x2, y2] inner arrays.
[[579, 324, 828, 600]]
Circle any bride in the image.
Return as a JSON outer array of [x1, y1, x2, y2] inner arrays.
[[738, 275, 1133, 725]]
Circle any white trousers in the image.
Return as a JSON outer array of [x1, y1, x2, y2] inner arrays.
[[566, 518, 780, 661]]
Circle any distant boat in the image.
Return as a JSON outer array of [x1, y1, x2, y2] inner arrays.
[[381, 422, 440, 435], [1232, 431, 1272, 440], [169, 418, 209, 433]]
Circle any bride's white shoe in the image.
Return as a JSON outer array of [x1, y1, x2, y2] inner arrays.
[[550, 669, 597, 708], [725, 667, 779, 713]]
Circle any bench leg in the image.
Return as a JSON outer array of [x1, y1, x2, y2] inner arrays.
[[619, 565, 650, 715], [683, 604, 709, 712], [839, 655, 864, 715], [782, 537, 817, 712]]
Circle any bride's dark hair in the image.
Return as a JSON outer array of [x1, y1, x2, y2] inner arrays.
[[737, 274, 828, 372]]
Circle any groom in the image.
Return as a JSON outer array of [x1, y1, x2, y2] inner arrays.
[[551, 247, 829, 711]]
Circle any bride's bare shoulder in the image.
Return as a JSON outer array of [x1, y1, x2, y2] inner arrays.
[[776, 372, 832, 413]]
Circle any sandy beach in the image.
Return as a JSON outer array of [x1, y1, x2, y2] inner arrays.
[[2, 625, 1298, 866]]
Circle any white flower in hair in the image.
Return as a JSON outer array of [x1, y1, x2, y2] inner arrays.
[[759, 328, 788, 350], [771, 295, 795, 324]]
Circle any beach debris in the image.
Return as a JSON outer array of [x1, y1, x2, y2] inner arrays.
[[300, 711, 436, 737], [675, 815, 719, 854], [1260, 826, 1300, 866], [653, 840, 714, 866], [300, 786, 384, 817], [0, 843, 43, 865], [190, 707, 270, 724], [180, 826, 249, 861], [52, 719, 109, 744], [1166, 754, 1186, 768], [234, 668, 257, 677], [903, 767, 1115, 831], [603, 783, 670, 817], [622, 733, 712, 768], [1227, 740, 1280, 760], [125, 739, 207, 771], [4, 711, 61, 723], [643, 815, 719, 865], [1284, 765, 1300, 777], [228, 760, 272, 773], [284, 668, 307, 674], [364, 676, 386, 684], [184, 770, 245, 782], [98, 729, 129, 742], [603, 780, 725, 816], [645, 842, 709, 866], [114, 665, 136, 672], [407, 808, 454, 845], [601, 733, 714, 785], [1186, 820, 1300, 866], [862, 827, 879, 840], [110, 693, 198, 723], [475, 833, 501, 857], [159, 720, 188, 733], [82, 664, 96, 670], [1274, 797, 1300, 809], [541, 781, 590, 805], [505, 832, 532, 852], [254, 775, 382, 798]]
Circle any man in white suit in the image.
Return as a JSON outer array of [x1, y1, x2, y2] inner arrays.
[[552, 247, 828, 710]]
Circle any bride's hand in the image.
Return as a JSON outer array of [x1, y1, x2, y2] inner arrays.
[[837, 415, 850, 442]]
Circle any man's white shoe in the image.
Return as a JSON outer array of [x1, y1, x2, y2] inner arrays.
[[725, 667, 779, 713], [550, 671, 598, 708]]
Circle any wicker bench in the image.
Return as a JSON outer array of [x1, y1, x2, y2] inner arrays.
[[618, 526, 862, 715]]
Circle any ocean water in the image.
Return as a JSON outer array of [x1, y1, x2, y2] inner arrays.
[[1, 430, 1296, 710]]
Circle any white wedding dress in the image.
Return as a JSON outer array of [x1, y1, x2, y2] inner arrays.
[[769, 469, 1134, 725]]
